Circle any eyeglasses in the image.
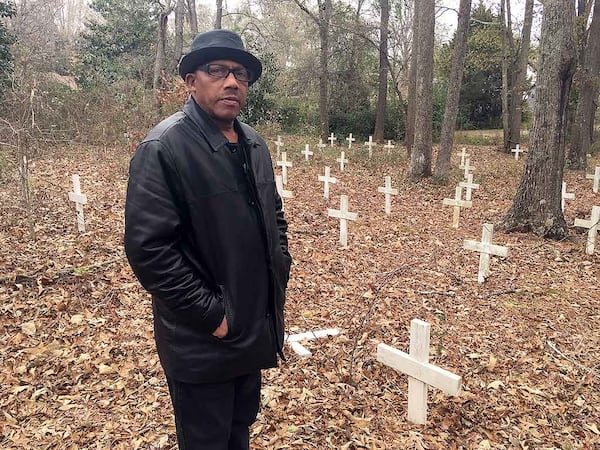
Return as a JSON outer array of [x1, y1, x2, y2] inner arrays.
[[199, 64, 252, 83]]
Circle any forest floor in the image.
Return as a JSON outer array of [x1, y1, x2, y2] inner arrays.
[[0, 139, 599, 449]]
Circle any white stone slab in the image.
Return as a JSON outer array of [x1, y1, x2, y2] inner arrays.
[[346, 133, 356, 149], [586, 166, 600, 194], [327, 195, 357, 248], [302, 144, 313, 161], [442, 186, 472, 228], [511, 144, 525, 160], [318, 166, 337, 199], [328, 132, 337, 147], [561, 181, 574, 212], [337, 151, 348, 172], [384, 140, 395, 155], [377, 176, 398, 216], [574, 205, 600, 255], [459, 173, 479, 202], [286, 328, 340, 358], [364, 135, 375, 158], [276, 151, 293, 185], [68, 174, 87, 232], [463, 223, 509, 283]]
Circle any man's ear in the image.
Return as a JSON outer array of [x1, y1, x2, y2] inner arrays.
[[185, 73, 196, 91]]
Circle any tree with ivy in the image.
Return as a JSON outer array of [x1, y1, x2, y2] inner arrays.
[[76, 0, 157, 87], [0, 0, 16, 91]]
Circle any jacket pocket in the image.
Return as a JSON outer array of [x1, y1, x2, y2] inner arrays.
[[218, 284, 235, 339]]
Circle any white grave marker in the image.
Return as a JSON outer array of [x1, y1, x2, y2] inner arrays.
[[302, 144, 313, 161], [337, 151, 348, 172], [317, 138, 327, 152], [378, 176, 399, 216], [274, 135, 284, 158], [459, 173, 479, 201], [442, 186, 472, 228], [327, 195, 358, 248], [463, 157, 475, 179], [459, 147, 470, 169], [377, 319, 462, 425], [464, 223, 509, 283], [561, 181, 575, 212], [384, 140, 395, 155], [286, 328, 340, 357], [511, 144, 525, 160], [318, 166, 337, 199], [328, 132, 337, 147], [585, 166, 600, 194], [364, 135, 375, 158], [275, 175, 294, 211], [574, 205, 600, 255], [276, 151, 293, 185], [68, 174, 87, 232], [346, 133, 356, 149]]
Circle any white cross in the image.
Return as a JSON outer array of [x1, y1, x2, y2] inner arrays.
[[442, 186, 472, 228], [274, 135, 284, 158], [511, 144, 525, 160], [458, 173, 479, 201], [364, 135, 375, 158], [276, 151, 292, 184], [384, 140, 395, 155], [574, 205, 600, 255], [68, 174, 87, 232], [585, 166, 600, 194], [377, 319, 462, 425], [318, 166, 337, 199], [286, 328, 339, 357], [327, 195, 358, 248], [301, 144, 313, 161], [377, 176, 399, 216], [458, 147, 470, 169], [463, 157, 475, 179], [463, 223, 509, 283], [317, 138, 327, 152], [346, 133, 356, 149], [337, 151, 348, 172], [328, 133, 337, 147], [275, 175, 294, 211], [561, 181, 575, 212]]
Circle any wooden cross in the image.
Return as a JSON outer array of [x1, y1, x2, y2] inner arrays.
[[574, 205, 600, 255], [302, 144, 313, 161], [458, 147, 470, 168], [286, 328, 339, 357], [327, 195, 358, 248], [384, 140, 395, 155], [346, 133, 356, 149], [337, 151, 348, 172], [561, 181, 575, 212], [585, 166, 600, 194], [463, 223, 509, 283], [377, 319, 462, 425], [275, 175, 294, 211], [377, 176, 399, 216], [317, 138, 327, 152], [276, 151, 292, 184], [458, 173, 479, 201], [274, 135, 284, 158], [442, 186, 472, 228], [511, 144, 525, 160], [68, 174, 88, 233], [463, 157, 475, 179], [328, 132, 337, 147], [318, 166, 337, 199], [364, 135, 375, 158]]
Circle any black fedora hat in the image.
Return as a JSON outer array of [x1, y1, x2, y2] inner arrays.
[[178, 29, 262, 85]]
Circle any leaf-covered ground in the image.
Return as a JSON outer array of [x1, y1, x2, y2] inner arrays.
[[1, 141, 598, 449]]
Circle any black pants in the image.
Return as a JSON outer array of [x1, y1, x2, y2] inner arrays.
[[167, 371, 261, 450]]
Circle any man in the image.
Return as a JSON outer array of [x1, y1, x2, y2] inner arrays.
[[124, 29, 291, 449]]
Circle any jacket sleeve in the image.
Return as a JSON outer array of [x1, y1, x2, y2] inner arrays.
[[124, 140, 224, 333]]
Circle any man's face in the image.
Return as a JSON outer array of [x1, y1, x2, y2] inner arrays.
[[186, 59, 249, 127]]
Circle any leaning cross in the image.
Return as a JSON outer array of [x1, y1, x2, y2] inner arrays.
[[511, 144, 525, 160], [384, 140, 395, 155], [275, 175, 294, 211], [286, 328, 340, 358], [337, 151, 348, 172], [442, 186, 472, 228], [463, 223, 509, 283], [346, 133, 356, 149], [364, 135, 375, 158], [561, 181, 575, 212], [274, 135, 284, 158], [328, 132, 337, 147], [276, 151, 293, 184], [317, 138, 327, 152], [585, 166, 600, 194], [377, 176, 399, 216], [377, 319, 462, 425], [463, 157, 475, 179], [68, 174, 88, 233], [327, 195, 358, 248], [574, 205, 600, 255], [458, 147, 470, 169], [318, 166, 337, 199], [301, 144, 313, 161], [459, 173, 479, 201]]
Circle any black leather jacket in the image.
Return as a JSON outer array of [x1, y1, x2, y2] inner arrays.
[[124, 98, 291, 383]]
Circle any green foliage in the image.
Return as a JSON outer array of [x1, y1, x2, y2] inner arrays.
[[239, 47, 280, 126], [76, 0, 157, 87], [0, 0, 16, 90]]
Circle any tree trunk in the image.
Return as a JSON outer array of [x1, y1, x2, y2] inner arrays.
[[567, 0, 600, 169], [405, 0, 420, 155], [172, 0, 185, 73], [153, 2, 174, 115], [408, 0, 434, 179], [500, 0, 575, 239], [317, 0, 332, 141], [374, 0, 389, 143], [215, 0, 223, 29], [187, 0, 198, 35], [500, 0, 511, 153], [434, 0, 471, 182]]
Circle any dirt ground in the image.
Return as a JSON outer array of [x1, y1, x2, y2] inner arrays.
[[0, 140, 598, 449]]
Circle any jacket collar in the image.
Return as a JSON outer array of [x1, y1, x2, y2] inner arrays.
[[182, 96, 257, 151]]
